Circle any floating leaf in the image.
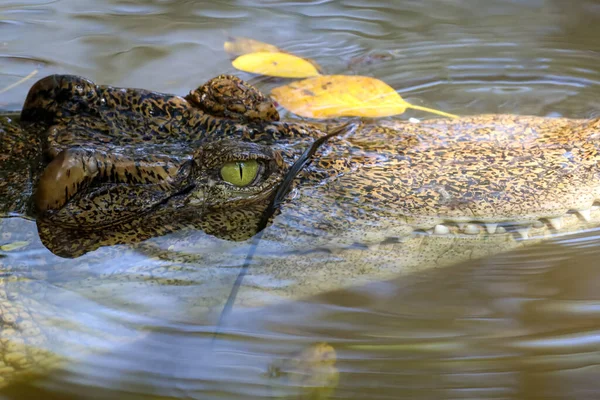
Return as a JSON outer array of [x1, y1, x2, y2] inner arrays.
[[271, 75, 404, 118], [225, 37, 323, 74], [232, 52, 320, 79], [271, 75, 458, 119], [224, 37, 281, 56], [0, 241, 29, 251]]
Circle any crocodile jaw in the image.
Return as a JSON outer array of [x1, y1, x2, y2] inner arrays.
[[229, 208, 599, 307]]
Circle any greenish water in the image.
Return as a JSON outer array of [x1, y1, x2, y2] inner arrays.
[[1, 0, 600, 399]]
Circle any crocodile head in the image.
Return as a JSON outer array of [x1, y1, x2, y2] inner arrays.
[[1, 75, 600, 389], [2, 74, 599, 266], [36, 109, 600, 261]]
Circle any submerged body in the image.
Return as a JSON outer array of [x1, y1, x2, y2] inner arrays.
[[0, 74, 599, 387]]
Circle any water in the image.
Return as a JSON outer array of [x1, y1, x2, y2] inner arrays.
[[1, 0, 600, 398]]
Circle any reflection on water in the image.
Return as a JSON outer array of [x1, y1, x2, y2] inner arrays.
[[1, 0, 600, 398], [4, 229, 600, 399]]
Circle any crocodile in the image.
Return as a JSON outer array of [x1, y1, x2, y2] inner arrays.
[[0, 74, 599, 389]]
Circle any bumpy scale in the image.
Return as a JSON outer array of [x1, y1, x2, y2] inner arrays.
[[0, 74, 600, 389]]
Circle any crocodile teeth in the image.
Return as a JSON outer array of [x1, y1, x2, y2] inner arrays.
[[577, 209, 591, 222], [516, 227, 531, 239], [485, 223, 498, 234], [434, 224, 450, 235], [464, 224, 480, 235], [547, 217, 564, 230]]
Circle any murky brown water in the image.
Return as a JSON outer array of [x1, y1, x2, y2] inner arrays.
[[1, 0, 600, 399]]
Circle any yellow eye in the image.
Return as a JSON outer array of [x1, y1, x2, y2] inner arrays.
[[220, 160, 260, 187]]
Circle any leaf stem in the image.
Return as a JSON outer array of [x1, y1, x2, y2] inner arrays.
[[407, 104, 459, 119], [0, 69, 38, 95]]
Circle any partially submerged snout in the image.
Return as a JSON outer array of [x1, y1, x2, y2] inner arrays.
[[5, 73, 600, 258], [272, 114, 600, 248], [36, 112, 600, 255], [390, 114, 600, 234]]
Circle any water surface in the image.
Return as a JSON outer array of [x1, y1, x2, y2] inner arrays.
[[1, 0, 600, 399]]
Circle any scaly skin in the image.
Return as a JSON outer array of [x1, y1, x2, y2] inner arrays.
[[0, 74, 599, 389]]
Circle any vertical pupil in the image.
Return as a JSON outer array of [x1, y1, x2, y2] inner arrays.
[[238, 162, 243, 180]]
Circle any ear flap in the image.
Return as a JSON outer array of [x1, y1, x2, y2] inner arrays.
[[35, 146, 192, 218]]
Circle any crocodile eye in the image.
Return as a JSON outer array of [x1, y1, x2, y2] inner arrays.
[[220, 160, 260, 187]]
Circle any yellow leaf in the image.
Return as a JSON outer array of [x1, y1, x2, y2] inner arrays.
[[225, 37, 323, 74], [271, 75, 404, 118], [232, 52, 320, 79], [271, 75, 458, 119], [224, 37, 281, 56]]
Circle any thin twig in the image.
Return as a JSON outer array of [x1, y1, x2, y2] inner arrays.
[[0, 69, 38, 95], [211, 122, 357, 344]]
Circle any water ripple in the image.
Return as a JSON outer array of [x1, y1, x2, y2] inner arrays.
[[1, 0, 600, 398]]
